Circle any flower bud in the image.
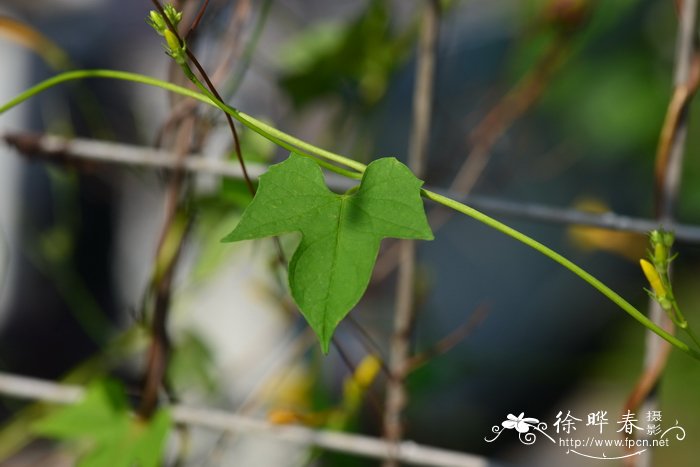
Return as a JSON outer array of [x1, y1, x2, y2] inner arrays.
[[147, 10, 167, 35], [163, 4, 183, 27], [164, 30, 181, 54], [640, 259, 666, 299]]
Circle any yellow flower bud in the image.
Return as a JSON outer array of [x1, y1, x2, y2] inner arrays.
[[353, 354, 381, 388], [341, 354, 381, 411], [640, 259, 666, 299]]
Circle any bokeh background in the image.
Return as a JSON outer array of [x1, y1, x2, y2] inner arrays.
[[1, 0, 700, 465]]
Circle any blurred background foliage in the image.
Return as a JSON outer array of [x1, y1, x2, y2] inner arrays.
[[1, 0, 700, 465]]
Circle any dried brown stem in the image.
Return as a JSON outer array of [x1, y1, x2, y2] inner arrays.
[[383, 2, 440, 465], [626, 1, 699, 464], [210, 0, 252, 86], [139, 116, 195, 419], [185, 0, 211, 40], [150, 0, 255, 196], [373, 23, 572, 283], [408, 305, 490, 372]]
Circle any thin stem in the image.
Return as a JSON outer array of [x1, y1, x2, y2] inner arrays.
[[0, 70, 211, 114], [675, 300, 700, 349], [230, 109, 367, 172], [684, 325, 700, 350], [150, 0, 257, 197], [2, 69, 699, 359], [0, 69, 363, 179], [627, 0, 700, 446], [420, 189, 700, 360], [384, 1, 440, 463], [183, 54, 255, 195], [185, 0, 210, 40]]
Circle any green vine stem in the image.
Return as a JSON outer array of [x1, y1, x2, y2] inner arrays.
[[2, 69, 699, 360], [0, 70, 362, 180], [421, 190, 700, 359]]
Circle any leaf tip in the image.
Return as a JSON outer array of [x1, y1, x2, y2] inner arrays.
[[320, 340, 331, 355], [220, 230, 237, 243]]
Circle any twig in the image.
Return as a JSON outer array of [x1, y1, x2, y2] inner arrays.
[[185, 0, 211, 41], [444, 37, 567, 200], [384, 2, 440, 465], [151, 0, 255, 196], [408, 305, 490, 371], [222, 0, 273, 99], [655, 0, 700, 220], [140, 108, 198, 419], [627, 1, 699, 465], [209, 0, 252, 87], [0, 372, 488, 467], [372, 19, 573, 283], [1, 131, 267, 178], [6, 131, 700, 243]]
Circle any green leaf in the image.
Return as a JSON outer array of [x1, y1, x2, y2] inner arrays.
[[223, 154, 433, 352], [33, 380, 129, 442], [33, 379, 171, 467]]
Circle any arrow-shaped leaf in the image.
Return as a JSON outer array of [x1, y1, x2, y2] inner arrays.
[[223, 153, 433, 352]]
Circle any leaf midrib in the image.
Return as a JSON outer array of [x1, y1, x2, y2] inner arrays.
[[321, 195, 348, 344]]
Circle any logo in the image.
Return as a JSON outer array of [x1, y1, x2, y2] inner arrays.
[[484, 410, 686, 460]]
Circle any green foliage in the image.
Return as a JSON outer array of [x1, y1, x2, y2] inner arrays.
[[223, 154, 433, 352], [542, 56, 667, 156], [278, 0, 413, 108], [168, 331, 217, 394], [33, 380, 170, 467]]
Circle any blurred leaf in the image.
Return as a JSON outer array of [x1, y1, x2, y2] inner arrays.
[[33, 380, 170, 467], [278, 0, 414, 108], [240, 125, 276, 163], [222, 154, 433, 353], [278, 22, 346, 74], [219, 178, 253, 206], [39, 226, 74, 263], [511, 1, 668, 160], [541, 55, 667, 157], [190, 206, 240, 282], [33, 380, 128, 442], [168, 331, 217, 394]]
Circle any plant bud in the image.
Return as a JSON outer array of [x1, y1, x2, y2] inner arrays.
[[640, 259, 666, 299]]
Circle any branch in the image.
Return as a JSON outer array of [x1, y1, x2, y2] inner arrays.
[[629, 1, 700, 464], [655, 0, 700, 220], [5, 131, 700, 243], [0, 372, 487, 467], [384, 1, 440, 464]]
